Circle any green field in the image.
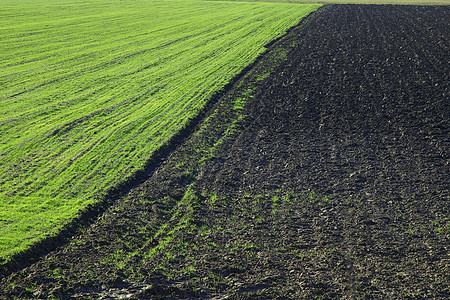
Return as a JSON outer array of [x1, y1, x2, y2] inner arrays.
[[0, 0, 320, 261]]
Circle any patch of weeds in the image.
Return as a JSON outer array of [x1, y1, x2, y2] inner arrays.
[[141, 189, 200, 261], [276, 246, 287, 254], [309, 249, 318, 257], [432, 220, 445, 235], [81, 269, 96, 281], [50, 267, 63, 280], [100, 248, 128, 270], [208, 193, 218, 204], [245, 243, 259, 250], [271, 195, 280, 215], [165, 251, 175, 261], [199, 224, 211, 236], [47, 268, 71, 288], [405, 224, 417, 235], [289, 249, 305, 259], [204, 272, 219, 288], [237, 201, 249, 214], [320, 247, 338, 258], [21, 281, 37, 294], [320, 195, 330, 205], [282, 194, 292, 204], [345, 197, 354, 205], [207, 242, 218, 249], [187, 223, 198, 235], [243, 192, 252, 199], [233, 97, 246, 111], [253, 215, 264, 224], [183, 265, 196, 278], [229, 241, 259, 256], [256, 71, 271, 81]]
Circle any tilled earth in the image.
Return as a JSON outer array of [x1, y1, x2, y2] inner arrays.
[[1, 4, 449, 299]]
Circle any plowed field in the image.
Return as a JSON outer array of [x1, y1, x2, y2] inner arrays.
[[1, 4, 449, 299]]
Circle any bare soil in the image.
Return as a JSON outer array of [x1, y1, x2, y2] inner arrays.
[[1, 4, 449, 299]]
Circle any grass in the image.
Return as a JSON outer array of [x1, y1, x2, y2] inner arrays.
[[0, 0, 320, 261]]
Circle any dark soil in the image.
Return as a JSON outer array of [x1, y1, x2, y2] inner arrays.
[[1, 4, 449, 299]]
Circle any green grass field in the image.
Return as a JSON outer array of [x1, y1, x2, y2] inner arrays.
[[0, 0, 320, 261]]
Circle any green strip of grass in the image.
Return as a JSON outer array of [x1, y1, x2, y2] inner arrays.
[[0, 0, 320, 261]]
